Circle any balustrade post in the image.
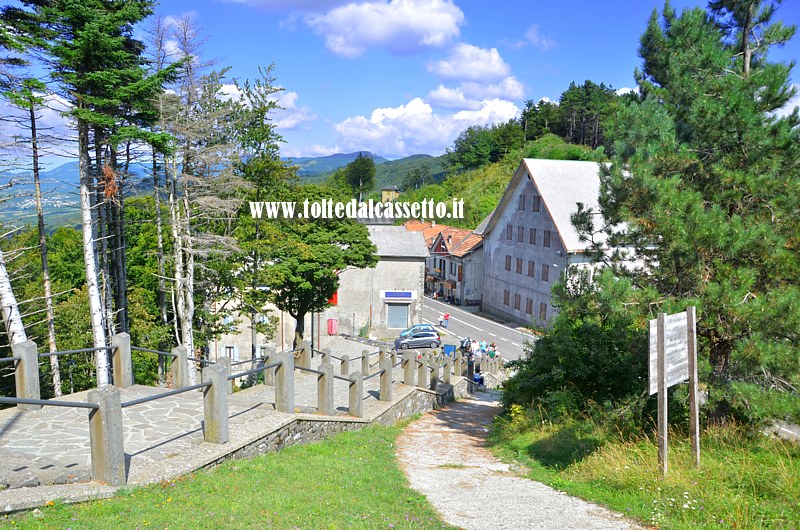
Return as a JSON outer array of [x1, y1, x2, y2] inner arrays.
[[430, 361, 439, 391], [380, 359, 393, 402], [340, 354, 350, 375], [361, 349, 370, 375], [217, 356, 233, 394], [172, 345, 188, 389], [321, 348, 332, 366], [299, 341, 311, 369], [12, 340, 40, 410], [202, 363, 229, 444], [318, 363, 334, 416], [349, 372, 363, 418], [88, 386, 125, 486], [275, 353, 295, 413], [402, 354, 415, 386], [111, 333, 133, 389], [416, 353, 427, 390], [443, 357, 452, 385], [263, 346, 276, 385]]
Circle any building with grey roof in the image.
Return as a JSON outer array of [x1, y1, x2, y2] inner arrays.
[[477, 158, 606, 327], [321, 225, 429, 333]]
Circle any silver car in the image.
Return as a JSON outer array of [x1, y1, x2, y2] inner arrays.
[[394, 330, 441, 350]]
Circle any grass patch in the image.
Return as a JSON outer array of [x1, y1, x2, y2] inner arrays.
[[489, 411, 800, 529], [1, 424, 451, 529]]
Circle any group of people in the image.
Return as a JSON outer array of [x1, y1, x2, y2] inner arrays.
[[459, 337, 499, 386], [437, 312, 450, 328]]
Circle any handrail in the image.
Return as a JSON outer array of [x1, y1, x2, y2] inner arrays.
[[333, 374, 353, 383], [131, 346, 177, 357], [121, 382, 211, 408], [0, 396, 99, 409], [228, 362, 281, 381], [296, 366, 324, 376], [363, 368, 385, 381], [0, 356, 19, 363], [187, 356, 215, 365], [37, 346, 113, 358]]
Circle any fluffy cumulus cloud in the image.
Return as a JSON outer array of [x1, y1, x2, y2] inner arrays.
[[333, 96, 519, 157], [427, 85, 481, 110], [272, 91, 317, 129], [514, 24, 557, 51], [428, 76, 523, 111], [304, 0, 464, 58], [427, 43, 509, 82], [615, 86, 636, 96]]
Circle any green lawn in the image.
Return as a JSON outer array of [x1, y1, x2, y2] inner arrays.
[[1, 423, 450, 529], [489, 409, 800, 529]]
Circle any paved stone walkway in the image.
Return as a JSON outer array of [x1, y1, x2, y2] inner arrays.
[[0, 344, 396, 495], [396, 391, 644, 530]]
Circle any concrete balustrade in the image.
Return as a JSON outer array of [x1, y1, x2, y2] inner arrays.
[[443, 357, 452, 385], [88, 386, 125, 486], [111, 333, 133, 389], [430, 361, 439, 391], [321, 348, 332, 366], [378, 346, 387, 366], [340, 354, 350, 375], [202, 364, 229, 444], [12, 340, 41, 411], [217, 356, 233, 394], [317, 363, 334, 416]]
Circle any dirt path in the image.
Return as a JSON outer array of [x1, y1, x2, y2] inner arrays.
[[395, 391, 643, 530]]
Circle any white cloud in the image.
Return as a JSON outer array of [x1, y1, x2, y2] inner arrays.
[[304, 0, 464, 58], [333, 96, 520, 157], [427, 43, 509, 82], [615, 86, 637, 96], [514, 24, 557, 51], [273, 91, 317, 129], [0, 93, 76, 162], [461, 76, 524, 100], [427, 85, 481, 110], [775, 84, 800, 118]]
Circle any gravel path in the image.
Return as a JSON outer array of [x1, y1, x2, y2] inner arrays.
[[395, 391, 643, 530]]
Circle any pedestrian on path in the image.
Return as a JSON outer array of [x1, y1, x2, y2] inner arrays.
[[443, 312, 450, 328], [438, 313, 444, 326]]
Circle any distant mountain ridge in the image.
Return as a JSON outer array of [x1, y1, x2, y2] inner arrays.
[[282, 151, 389, 176]]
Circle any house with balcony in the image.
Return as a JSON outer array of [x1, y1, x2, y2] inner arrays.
[[476, 158, 606, 327]]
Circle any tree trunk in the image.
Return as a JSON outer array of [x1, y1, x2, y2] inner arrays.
[[0, 249, 27, 346], [293, 312, 306, 349], [742, 4, 754, 78], [78, 119, 109, 386], [153, 149, 167, 383], [30, 104, 62, 396]]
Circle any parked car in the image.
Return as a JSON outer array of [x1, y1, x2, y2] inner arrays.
[[399, 323, 437, 337], [394, 330, 441, 350]]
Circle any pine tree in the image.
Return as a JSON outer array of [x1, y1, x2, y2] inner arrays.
[[600, 1, 799, 422]]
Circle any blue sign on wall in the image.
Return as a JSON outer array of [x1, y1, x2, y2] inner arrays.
[[385, 291, 412, 298]]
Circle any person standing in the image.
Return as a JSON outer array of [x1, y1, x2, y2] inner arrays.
[[438, 313, 444, 327], [443, 312, 450, 328]]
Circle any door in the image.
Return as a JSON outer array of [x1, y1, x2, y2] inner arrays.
[[386, 302, 409, 329]]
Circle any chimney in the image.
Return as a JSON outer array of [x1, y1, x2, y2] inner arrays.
[[447, 235, 452, 246]]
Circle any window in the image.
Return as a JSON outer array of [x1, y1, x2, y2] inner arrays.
[[439, 258, 445, 271], [539, 302, 548, 321], [503, 290, 510, 306], [517, 226, 524, 242], [542, 264, 549, 282], [518, 194, 526, 211], [505, 255, 512, 271], [532, 195, 540, 212], [516, 258, 522, 274], [526, 298, 533, 315], [529, 228, 536, 245], [450, 261, 456, 275], [543, 230, 551, 247], [528, 260, 535, 277], [506, 224, 513, 240], [514, 294, 521, 310]]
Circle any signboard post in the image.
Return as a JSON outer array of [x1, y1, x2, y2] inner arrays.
[[649, 307, 699, 476]]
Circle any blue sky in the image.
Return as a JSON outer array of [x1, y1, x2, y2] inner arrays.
[[6, 0, 800, 165]]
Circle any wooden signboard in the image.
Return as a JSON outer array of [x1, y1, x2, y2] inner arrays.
[[648, 307, 699, 476]]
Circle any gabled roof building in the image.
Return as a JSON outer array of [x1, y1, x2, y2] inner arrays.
[[476, 158, 605, 327]]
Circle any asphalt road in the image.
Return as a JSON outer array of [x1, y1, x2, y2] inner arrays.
[[420, 296, 535, 361]]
